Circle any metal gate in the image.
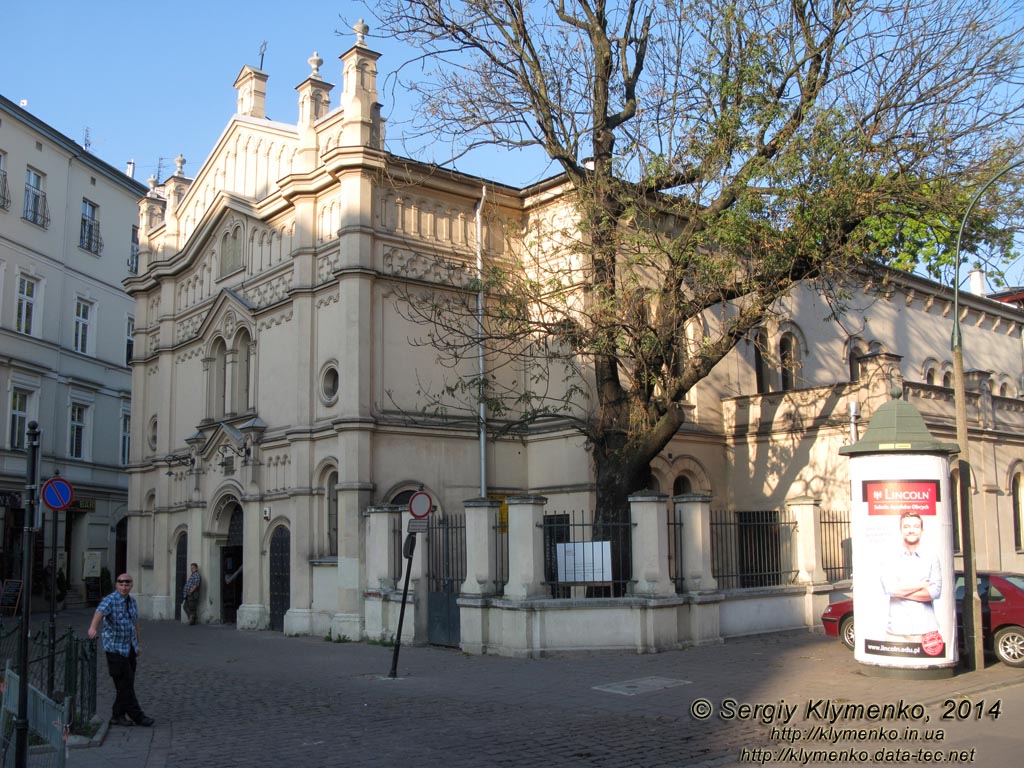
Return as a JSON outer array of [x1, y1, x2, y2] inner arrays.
[[174, 533, 188, 621], [268, 526, 290, 632], [221, 507, 243, 624], [427, 511, 466, 647]]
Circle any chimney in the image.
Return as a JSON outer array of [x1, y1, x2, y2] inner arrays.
[[969, 269, 986, 297]]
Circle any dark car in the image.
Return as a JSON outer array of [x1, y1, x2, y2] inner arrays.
[[821, 571, 1024, 667]]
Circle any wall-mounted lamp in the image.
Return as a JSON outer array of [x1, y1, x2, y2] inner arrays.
[[164, 454, 195, 477], [217, 443, 251, 468]]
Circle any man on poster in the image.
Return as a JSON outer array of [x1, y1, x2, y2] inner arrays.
[[879, 511, 943, 646]]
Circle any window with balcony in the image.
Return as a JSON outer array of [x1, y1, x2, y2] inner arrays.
[[8, 389, 30, 450], [74, 299, 93, 354], [16, 275, 37, 335], [80, 199, 103, 254], [128, 226, 139, 273], [0, 152, 10, 211], [22, 168, 48, 227], [69, 402, 88, 459]]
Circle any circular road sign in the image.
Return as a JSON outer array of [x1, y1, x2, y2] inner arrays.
[[408, 491, 432, 519], [41, 477, 75, 511]]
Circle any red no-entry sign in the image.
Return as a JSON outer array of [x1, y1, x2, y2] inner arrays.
[[408, 491, 432, 519], [41, 477, 75, 511]]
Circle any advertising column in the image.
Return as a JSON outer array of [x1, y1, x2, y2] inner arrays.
[[839, 390, 958, 675]]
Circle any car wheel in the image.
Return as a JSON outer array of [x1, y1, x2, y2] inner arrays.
[[993, 626, 1024, 667], [840, 616, 855, 651]]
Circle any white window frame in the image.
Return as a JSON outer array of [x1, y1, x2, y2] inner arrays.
[[16, 273, 38, 336], [125, 315, 135, 366], [0, 151, 10, 211], [129, 225, 140, 274], [80, 198, 102, 254], [8, 388, 30, 451], [69, 402, 88, 459], [120, 409, 131, 466], [74, 298, 94, 354], [23, 167, 47, 226]]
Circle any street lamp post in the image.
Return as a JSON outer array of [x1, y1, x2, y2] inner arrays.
[[951, 158, 1023, 672]]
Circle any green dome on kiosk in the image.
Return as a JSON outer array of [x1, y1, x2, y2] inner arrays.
[[839, 385, 959, 457]]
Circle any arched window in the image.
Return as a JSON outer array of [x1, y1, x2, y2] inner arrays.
[[942, 371, 953, 388], [925, 368, 936, 386], [779, 333, 799, 391], [673, 475, 692, 496], [209, 338, 228, 419], [848, 344, 867, 383], [1000, 382, 1009, 398], [327, 471, 338, 557], [220, 228, 242, 277], [753, 331, 770, 394], [1013, 473, 1023, 551], [235, 329, 252, 413]]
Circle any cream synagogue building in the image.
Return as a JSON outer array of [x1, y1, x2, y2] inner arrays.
[[124, 35, 1024, 654]]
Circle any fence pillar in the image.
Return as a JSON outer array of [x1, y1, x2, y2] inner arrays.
[[462, 498, 502, 596], [674, 493, 717, 593], [364, 504, 403, 591], [504, 496, 547, 600], [786, 497, 827, 584], [629, 493, 674, 597]]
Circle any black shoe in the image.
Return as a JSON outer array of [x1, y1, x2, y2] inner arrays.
[[133, 715, 155, 727], [109, 716, 134, 727]]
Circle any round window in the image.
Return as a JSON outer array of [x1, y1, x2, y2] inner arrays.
[[321, 365, 340, 403], [147, 416, 158, 450]]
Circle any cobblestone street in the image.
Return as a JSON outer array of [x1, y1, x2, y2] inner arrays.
[[59, 607, 1022, 767]]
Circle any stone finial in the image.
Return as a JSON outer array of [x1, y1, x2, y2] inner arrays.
[[354, 18, 369, 45], [308, 51, 323, 79], [174, 154, 186, 176], [147, 175, 157, 192]]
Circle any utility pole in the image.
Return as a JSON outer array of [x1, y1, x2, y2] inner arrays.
[[951, 158, 1024, 671], [15, 422, 40, 768]]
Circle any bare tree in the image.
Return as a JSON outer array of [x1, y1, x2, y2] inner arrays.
[[366, 0, 1024, 529]]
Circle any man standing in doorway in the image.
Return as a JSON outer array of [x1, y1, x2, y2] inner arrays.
[[87, 573, 155, 727], [182, 562, 201, 625]]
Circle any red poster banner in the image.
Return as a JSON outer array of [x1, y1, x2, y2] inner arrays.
[[862, 480, 939, 515]]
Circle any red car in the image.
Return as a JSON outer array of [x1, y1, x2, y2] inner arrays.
[[821, 571, 1024, 667]]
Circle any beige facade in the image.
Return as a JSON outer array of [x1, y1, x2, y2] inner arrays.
[[0, 95, 145, 595], [124, 36, 1024, 652]]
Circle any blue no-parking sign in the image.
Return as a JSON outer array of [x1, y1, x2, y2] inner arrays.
[[41, 477, 74, 511]]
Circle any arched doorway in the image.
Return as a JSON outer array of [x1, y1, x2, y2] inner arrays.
[[221, 506, 243, 623], [174, 533, 188, 622], [268, 526, 290, 632]]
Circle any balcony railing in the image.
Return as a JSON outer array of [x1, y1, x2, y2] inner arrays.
[[80, 218, 103, 254], [22, 186, 49, 228], [0, 170, 10, 210]]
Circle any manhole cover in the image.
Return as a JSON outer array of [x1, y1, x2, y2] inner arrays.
[[593, 676, 692, 696]]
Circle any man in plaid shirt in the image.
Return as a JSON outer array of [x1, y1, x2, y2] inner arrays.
[[87, 573, 155, 727], [182, 563, 201, 625]]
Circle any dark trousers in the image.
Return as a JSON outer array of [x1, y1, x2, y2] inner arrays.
[[106, 649, 144, 720]]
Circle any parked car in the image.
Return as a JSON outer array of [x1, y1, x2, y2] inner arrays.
[[821, 571, 1024, 667]]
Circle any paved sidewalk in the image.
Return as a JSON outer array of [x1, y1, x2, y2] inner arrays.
[[53, 607, 1022, 767]]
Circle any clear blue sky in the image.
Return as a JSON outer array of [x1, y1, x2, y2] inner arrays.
[[2, 1, 553, 188]]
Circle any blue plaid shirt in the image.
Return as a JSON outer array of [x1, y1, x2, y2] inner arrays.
[[96, 592, 140, 656], [182, 571, 201, 599]]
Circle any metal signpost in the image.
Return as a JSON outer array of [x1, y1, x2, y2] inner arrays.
[[16, 422, 41, 768], [388, 491, 432, 679], [40, 475, 74, 699]]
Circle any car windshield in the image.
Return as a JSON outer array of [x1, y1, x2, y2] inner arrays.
[[1002, 574, 1024, 592]]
